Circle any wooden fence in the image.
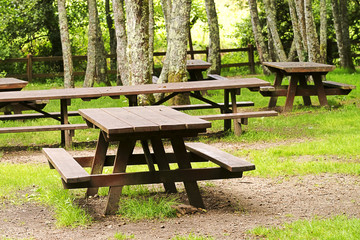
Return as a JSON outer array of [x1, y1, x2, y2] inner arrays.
[[0, 44, 256, 82]]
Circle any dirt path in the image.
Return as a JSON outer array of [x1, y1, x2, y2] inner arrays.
[[1, 147, 360, 239]]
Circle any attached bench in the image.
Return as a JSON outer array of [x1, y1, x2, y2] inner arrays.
[[322, 81, 356, 90], [0, 123, 88, 134], [185, 142, 255, 172], [43, 148, 90, 184], [171, 101, 254, 111], [0, 111, 79, 121]]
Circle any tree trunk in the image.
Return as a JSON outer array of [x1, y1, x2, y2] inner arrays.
[[331, 0, 354, 70], [319, 0, 327, 63], [295, 0, 308, 50], [288, 0, 306, 61], [105, 0, 117, 70], [149, 0, 154, 76], [204, 0, 221, 74], [84, 0, 97, 87], [125, 0, 154, 105], [112, 0, 129, 86], [167, 0, 191, 105], [263, 0, 287, 62], [95, 11, 110, 86], [57, 0, 74, 88], [305, 0, 321, 62], [247, 0, 270, 74]]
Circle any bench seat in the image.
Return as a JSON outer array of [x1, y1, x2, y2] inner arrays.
[[198, 110, 278, 121], [185, 142, 255, 172], [170, 101, 254, 111], [323, 81, 356, 90], [0, 123, 88, 133], [0, 111, 80, 121], [43, 148, 90, 184]]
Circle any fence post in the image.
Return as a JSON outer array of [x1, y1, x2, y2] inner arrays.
[[27, 54, 33, 82], [248, 44, 255, 74]]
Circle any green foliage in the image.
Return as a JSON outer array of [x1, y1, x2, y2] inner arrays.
[[249, 215, 360, 240], [113, 232, 135, 240]]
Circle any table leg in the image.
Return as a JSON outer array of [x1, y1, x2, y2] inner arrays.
[[170, 137, 205, 209], [60, 99, 71, 148], [86, 132, 109, 197], [151, 137, 177, 193], [284, 76, 299, 112], [313, 74, 328, 106], [224, 89, 231, 131], [298, 75, 312, 106], [141, 140, 156, 172], [230, 89, 242, 135], [268, 72, 284, 108], [105, 139, 136, 215]]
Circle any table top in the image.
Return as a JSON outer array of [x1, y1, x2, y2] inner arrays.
[[0, 78, 28, 91], [186, 60, 212, 70], [0, 78, 270, 102], [263, 62, 335, 73], [79, 106, 211, 135]]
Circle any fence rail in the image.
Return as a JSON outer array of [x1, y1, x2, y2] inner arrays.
[[0, 44, 256, 82]]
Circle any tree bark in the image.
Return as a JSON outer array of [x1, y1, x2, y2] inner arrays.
[[84, 0, 97, 87], [263, 0, 287, 62], [288, 0, 306, 61], [57, 0, 74, 88], [112, 0, 129, 85], [204, 0, 221, 74], [319, 0, 327, 63], [167, 0, 191, 105], [295, 0, 308, 50], [248, 0, 270, 74], [105, 0, 117, 70], [149, 0, 154, 76], [125, 0, 154, 105], [305, 0, 321, 62], [95, 11, 110, 86]]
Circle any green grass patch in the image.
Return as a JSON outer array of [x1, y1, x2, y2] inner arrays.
[[249, 215, 360, 240], [171, 233, 215, 240]]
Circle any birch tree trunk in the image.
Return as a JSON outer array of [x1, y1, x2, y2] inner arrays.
[[331, 0, 354, 70], [57, 0, 74, 88], [125, 0, 154, 105], [288, 0, 306, 61], [112, 0, 129, 85], [205, 0, 221, 74], [263, 0, 287, 62], [167, 0, 191, 105], [83, 0, 97, 87], [305, 0, 320, 62], [248, 0, 270, 74], [319, 0, 327, 63]]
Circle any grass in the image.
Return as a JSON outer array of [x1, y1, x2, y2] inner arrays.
[[249, 215, 360, 240], [0, 69, 359, 237]]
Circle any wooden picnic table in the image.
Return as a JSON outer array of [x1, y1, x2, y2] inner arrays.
[[0, 77, 273, 147], [43, 106, 255, 214], [186, 59, 212, 81], [259, 62, 355, 111], [0, 78, 28, 91]]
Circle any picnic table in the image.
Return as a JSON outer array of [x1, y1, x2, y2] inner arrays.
[[43, 106, 255, 214], [0, 77, 277, 147], [259, 62, 355, 111], [186, 59, 212, 81]]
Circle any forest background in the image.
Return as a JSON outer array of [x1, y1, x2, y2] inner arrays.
[[1, 0, 360, 88]]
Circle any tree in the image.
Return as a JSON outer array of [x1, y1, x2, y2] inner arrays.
[[125, 0, 154, 105], [57, 0, 74, 88], [204, 0, 221, 74], [105, 0, 117, 70], [331, 0, 355, 70], [305, 0, 321, 62], [288, 0, 306, 61], [112, 0, 129, 86]]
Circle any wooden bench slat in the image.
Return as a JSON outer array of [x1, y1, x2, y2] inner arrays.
[[0, 123, 88, 133], [170, 101, 254, 111], [42, 148, 90, 183], [185, 142, 255, 172], [198, 110, 278, 121], [0, 111, 80, 121], [323, 81, 356, 90]]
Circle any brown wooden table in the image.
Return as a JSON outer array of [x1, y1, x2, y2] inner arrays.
[[261, 62, 337, 111], [0, 78, 28, 91], [186, 59, 212, 81], [43, 105, 255, 215]]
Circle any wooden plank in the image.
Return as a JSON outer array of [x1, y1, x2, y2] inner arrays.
[[323, 81, 356, 90], [263, 62, 335, 73], [103, 107, 160, 133], [185, 142, 255, 172], [42, 148, 90, 183], [0, 78, 28, 90], [125, 106, 186, 131], [147, 106, 211, 130], [198, 110, 278, 121], [0, 124, 88, 133], [79, 108, 134, 135], [0, 111, 79, 121], [170, 101, 254, 110]]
